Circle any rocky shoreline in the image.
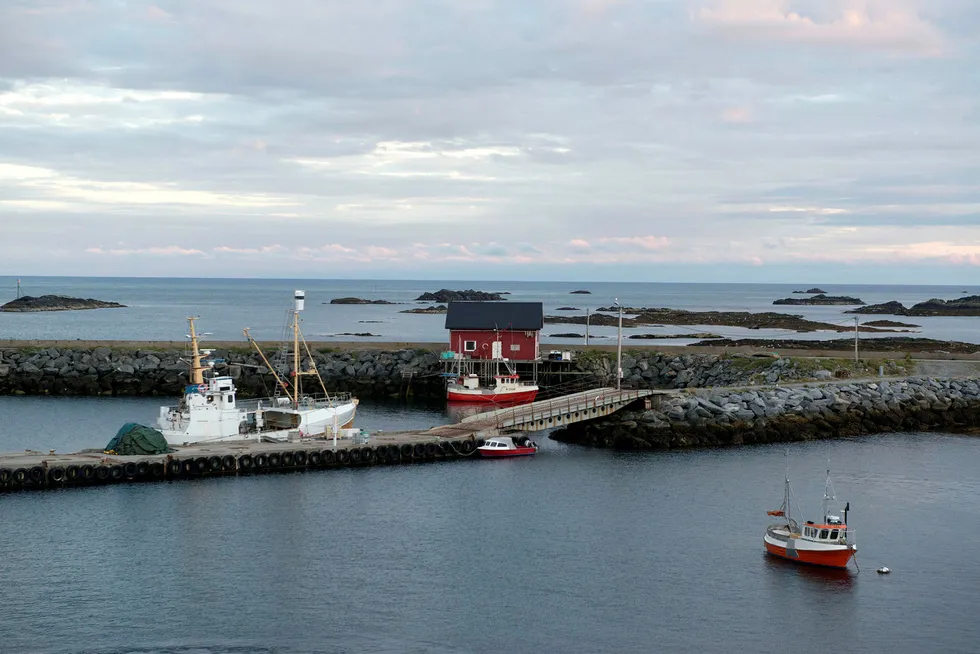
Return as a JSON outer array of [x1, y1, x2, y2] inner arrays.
[[552, 377, 980, 451]]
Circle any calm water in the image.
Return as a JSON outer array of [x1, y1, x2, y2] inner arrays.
[[1, 397, 978, 652], [2, 276, 980, 345]]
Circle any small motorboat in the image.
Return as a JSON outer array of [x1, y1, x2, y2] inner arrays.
[[763, 462, 858, 569], [477, 435, 538, 458]]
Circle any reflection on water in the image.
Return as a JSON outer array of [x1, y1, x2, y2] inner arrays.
[[764, 555, 857, 590]]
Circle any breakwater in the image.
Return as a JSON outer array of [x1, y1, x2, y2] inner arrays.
[[553, 377, 980, 450], [0, 345, 910, 398]]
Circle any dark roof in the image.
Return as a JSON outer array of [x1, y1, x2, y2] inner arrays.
[[445, 301, 543, 331]]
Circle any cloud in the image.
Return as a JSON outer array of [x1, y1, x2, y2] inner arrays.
[[696, 0, 946, 56], [85, 245, 209, 257]]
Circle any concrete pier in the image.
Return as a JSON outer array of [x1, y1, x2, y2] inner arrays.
[[0, 430, 482, 492]]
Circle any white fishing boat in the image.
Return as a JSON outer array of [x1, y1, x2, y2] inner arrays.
[[157, 291, 358, 445]]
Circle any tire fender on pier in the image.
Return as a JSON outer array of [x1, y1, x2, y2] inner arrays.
[[238, 455, 254, 471], [222, 455, 236, 471], [48, 467, 66, 484], [136, 461, 150, 477], [308, 451, 322, 466], [66, 465, 80, 481], [109, 465, 124, 481], [95, 466, 110, 481], [320, 450, 335, 465], [413, 443, 426, 459], [336, 449, 350, 465], [167, 460, 182, 477], [123, 462, 138, 478], [349, 448, 362, 465], [268, 453, 282, 468], [281, 451, 294, 467], [293, 451, 308, 467], [28, 466, 45, 484], [0, 468, 12, 486], [362, 448, 376, 464], [208, 456, 222, 472], [400, 444, 413, 459], [254, 453, 269, 469], [12, 468, 28, 485], [150, 462, 165, 478], [81, 465, 95, 481]]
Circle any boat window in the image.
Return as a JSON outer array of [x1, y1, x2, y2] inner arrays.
[[830, 529, 839, 539], [819, 529, 829, 539], [464, 341, 477, 352]]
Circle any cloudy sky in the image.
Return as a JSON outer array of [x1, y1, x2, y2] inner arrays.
[[2, 0, 979, 283]]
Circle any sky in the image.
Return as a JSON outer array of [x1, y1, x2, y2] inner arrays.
[[1, 0, 980, 283]]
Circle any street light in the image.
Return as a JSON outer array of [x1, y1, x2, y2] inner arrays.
[[614, 298, 623, 390]]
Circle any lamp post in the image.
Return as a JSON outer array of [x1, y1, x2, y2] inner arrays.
[[615, 298, 623, 390]]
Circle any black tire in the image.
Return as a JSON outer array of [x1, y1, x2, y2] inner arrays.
[[321, 450, 335, 465], [308, 451, 322, 466], [293, 450, 308, 467], [363, 448, 376, 464], [150, 462, 165, 478], [281, 451, 295, 467], [12, 468, 28, 485], [413, 443, 426, 459], [439, 441, 452, 455], [208, 456, 222, 472], [28, 466, 45, 484], [461, 440, 476, 454], [109, 465, 124, 481], [48, 467, 66, 483], [336, 449, 350, 465], [0, 468, 11, 485], [136, 461, 150, 477], [268, 453, 282, 468], [95, 466, 110, 482], [167, 460, 182, 477], [194, 457, 208, 474], [66, 465, 80, 482], [374, 447, 387, 463], [81, 465, 95, 481], [222, 455, 236, 471], [124, 462, 138, 478], [450, 440, 462, 452], [425, 443, 438, 457], [254, 453, 269, 469], [387, 444, 400, 462], [238, 455, 254, 471], [349, 448, 362, 465], [400, 443, 413, 458]]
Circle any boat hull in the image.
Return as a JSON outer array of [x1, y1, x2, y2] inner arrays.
[[763, 538, 856, 569], [478, 446, 537, 458], [446, 388, 538, 404]]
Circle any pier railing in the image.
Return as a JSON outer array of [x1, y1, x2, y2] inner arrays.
[[460, 388, 655, 432]]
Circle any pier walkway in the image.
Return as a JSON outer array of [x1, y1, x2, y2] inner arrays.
[[0, 387, 659, 492]]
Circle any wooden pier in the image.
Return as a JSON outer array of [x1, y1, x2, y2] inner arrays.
[[0, 388, 656, 493]]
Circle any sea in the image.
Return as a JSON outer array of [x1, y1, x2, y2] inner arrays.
[[2, 276, 980, 345], [1, 278, 979, 652]]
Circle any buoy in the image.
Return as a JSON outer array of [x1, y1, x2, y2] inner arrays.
[[877, 566, 891, 574]]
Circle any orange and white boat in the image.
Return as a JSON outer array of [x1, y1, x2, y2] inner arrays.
[[763, 464, 857, 569]]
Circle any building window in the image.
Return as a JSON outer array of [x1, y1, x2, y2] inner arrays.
[[464, 341, 477, 352], [510, 344, 521, 352]]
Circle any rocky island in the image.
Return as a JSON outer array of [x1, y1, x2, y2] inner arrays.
[[328, 297, 395, 305], [415, 289, 505, 302], [792, 287, 828, 294], [848, 296, 980, 317], [570, 290, 592, 294], [0, 295, 125, 312], [773, 294, 864, 306], [561, 308, 899, 333], [399, 305, 448, 314]]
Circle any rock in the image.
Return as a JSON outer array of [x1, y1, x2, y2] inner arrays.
[[813, 370, 833, 380], [399, 305, 447, 314], [0, 295, 126, 312], [773, 294, 865, 306], [329, 297, 395, 305], [570, 290, 592, 294], [415, 289, 505, 302]]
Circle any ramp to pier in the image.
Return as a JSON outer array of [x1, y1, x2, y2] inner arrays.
[[453, 387, 658, 434]]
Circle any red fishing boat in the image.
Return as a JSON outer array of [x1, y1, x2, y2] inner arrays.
[[446, 374, 538, 404], [763, 463, 858, 569], [477, 435, 538, 458]]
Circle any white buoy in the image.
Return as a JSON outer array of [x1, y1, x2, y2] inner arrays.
[[877, 566, 891, 574]]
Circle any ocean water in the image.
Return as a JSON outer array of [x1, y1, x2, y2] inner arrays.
[[1, 276, 979, 345], [0, 397, 978, 652]]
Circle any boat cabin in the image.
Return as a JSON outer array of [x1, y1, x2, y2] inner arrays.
[[802, 520, 849, 543]]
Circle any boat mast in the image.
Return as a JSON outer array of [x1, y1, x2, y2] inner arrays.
[[292, 290, 304, 408], [822, 460, 833, 521], [188, 317, 205, 386]]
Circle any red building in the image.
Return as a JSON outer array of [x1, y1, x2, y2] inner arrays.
[[445, 301, 544, 361]]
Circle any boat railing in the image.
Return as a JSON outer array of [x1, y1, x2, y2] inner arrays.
[[237, 392, 354, 412]]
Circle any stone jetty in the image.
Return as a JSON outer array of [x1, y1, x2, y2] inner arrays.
[[553, 377, 980, 450], [0, 346, 910, 399]]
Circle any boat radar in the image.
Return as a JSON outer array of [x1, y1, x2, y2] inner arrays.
[[294, 290, 305, 312]]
